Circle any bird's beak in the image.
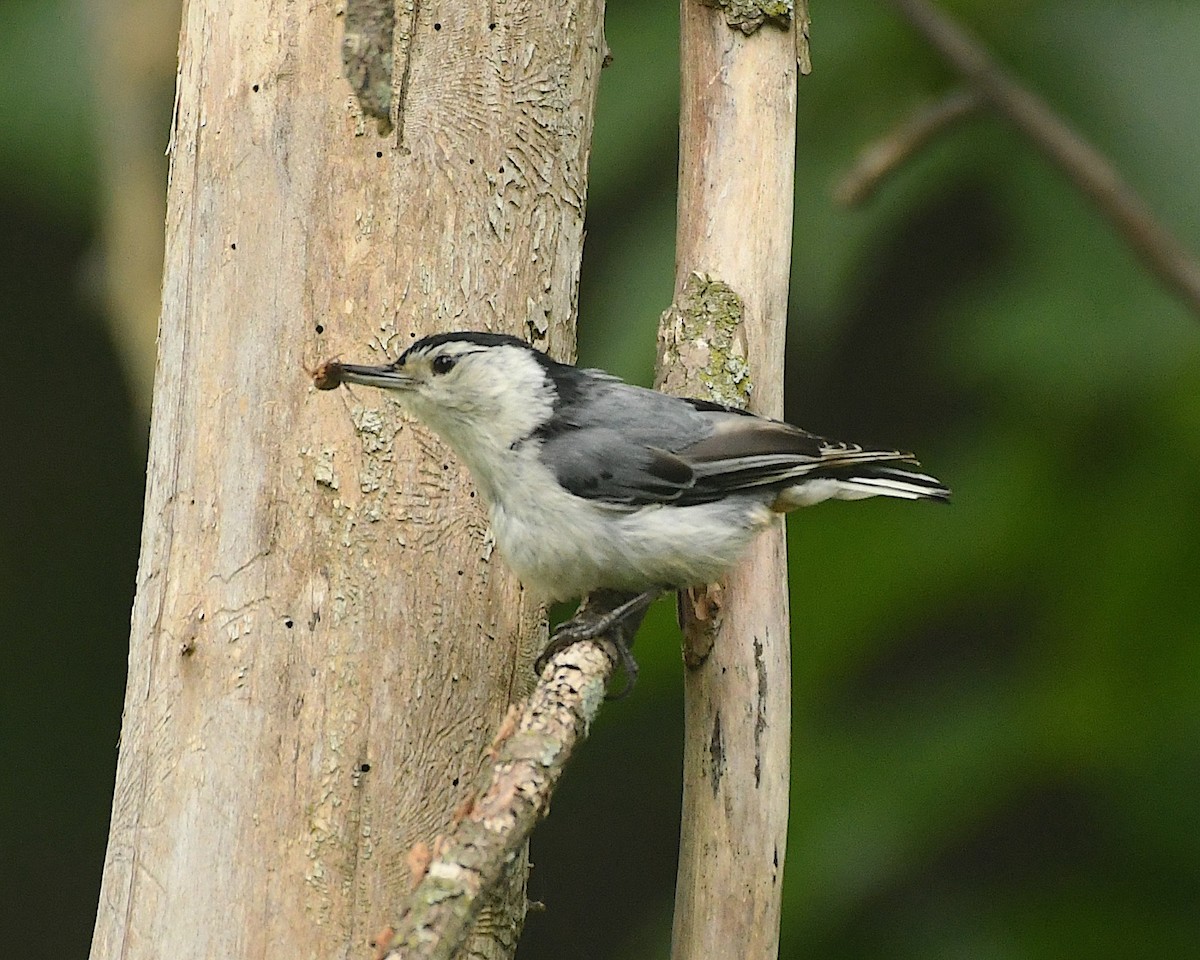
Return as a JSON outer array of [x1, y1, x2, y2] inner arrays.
[[334, 363, 416, 391]]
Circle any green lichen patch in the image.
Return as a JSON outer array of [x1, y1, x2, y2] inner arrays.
[[342, 0, 395, 131], [703, 0, 793, 36], [656, 272, 753, 410]]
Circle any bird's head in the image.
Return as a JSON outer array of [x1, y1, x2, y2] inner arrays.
[[328, 332, 561, 468]]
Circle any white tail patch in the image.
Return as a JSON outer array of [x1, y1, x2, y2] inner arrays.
[[776, 472, 950, 509]]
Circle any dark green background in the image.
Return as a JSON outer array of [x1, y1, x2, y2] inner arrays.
[[3, 1, 1197, 957]]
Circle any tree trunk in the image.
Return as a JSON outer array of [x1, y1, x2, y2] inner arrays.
[[661, 4, 797, 959], [88, 2, 605, 958]]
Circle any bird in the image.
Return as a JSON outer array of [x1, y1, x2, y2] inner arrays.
[[314, 331, 949, 689]]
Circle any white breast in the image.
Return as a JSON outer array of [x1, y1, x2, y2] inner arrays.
[[486, 455, 776, 602]]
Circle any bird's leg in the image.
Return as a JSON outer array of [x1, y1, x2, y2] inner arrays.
[[535, 588, 662, 699], [553, 589, 661, 645]]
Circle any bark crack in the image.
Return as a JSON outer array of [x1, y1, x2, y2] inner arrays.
[[708, 712, 726, 797], [753, 633, 768, 788]]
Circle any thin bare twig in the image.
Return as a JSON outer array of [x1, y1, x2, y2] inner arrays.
[[835, 89, 983, 206], [882, 0, 1200, 315]]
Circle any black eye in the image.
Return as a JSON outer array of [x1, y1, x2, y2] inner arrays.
[[431, 354, 456, 375]]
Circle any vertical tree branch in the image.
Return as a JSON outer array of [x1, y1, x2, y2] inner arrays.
[[659, 4, 796, 958]]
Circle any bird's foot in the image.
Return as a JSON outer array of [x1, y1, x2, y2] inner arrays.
[[535, 588, 661, 699]]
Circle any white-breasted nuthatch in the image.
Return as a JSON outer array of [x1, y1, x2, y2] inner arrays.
[[315, 331, 948, 686]]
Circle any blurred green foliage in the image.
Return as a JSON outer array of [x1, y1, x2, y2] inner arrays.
[[0, 0, 97, 216], [2, 1, 1197, 959]]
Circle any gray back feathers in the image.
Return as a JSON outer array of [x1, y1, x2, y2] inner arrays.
[[534, 370, 948, 507]]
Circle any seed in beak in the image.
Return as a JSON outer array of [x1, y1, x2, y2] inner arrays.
[[311, 359, 345, 391]]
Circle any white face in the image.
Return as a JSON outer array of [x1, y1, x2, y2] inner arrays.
[[341, 339, 557, 462]]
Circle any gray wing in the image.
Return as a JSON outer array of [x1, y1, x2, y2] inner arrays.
[[537, 380, 935, 507], [545, 427, 696, 505], [536, 381, 711, 506]]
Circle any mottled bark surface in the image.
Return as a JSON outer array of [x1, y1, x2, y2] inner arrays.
[[89, 2, 605, 959]]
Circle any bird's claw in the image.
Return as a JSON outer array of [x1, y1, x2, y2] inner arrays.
[[534, 589, 661, 699]]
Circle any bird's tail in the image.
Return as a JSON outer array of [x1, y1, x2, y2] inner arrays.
[[775, 464, 951, 509]]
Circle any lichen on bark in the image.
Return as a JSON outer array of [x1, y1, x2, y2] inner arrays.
[[702, 0, 793, 36], [342, 0, 396, 133], [656, 272, 753, 410]]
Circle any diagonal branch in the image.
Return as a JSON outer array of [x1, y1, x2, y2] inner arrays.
[[835, 89, 983, 206], [379, 595, 641, 960], [882, 0, 1200, 316]]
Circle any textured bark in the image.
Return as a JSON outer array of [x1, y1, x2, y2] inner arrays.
[[88, 2, 605, 959], [660, 3, 796, 959]]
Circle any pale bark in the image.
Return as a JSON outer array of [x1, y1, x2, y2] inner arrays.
[[659, 4, 797, 959], [89, 2, 605, 959]]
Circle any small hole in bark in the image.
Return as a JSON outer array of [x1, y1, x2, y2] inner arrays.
[[284, 618, 294, 629], [433, 22, 441, 31], [489, 22, 496, 30], [252, 83, 260, 92], [358, 762, 371, 773], [376, 151, 383, 158], [452, 776, 460, 786], [230, 242, 237, 250], [315, 323, 324, 334]]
